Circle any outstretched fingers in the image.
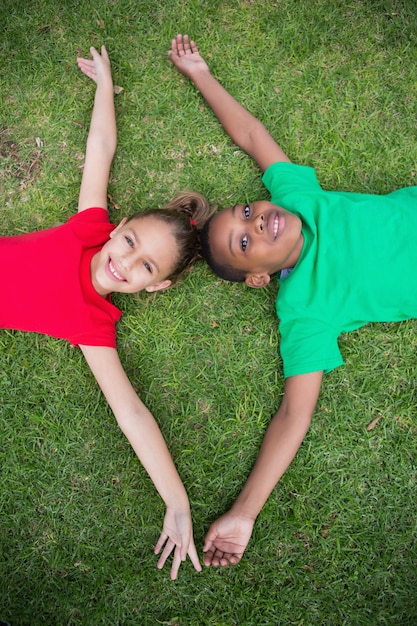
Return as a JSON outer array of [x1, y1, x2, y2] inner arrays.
[[98, 44, 109, 62], [171, 34, 198, 57], [154, 530, 168, 555], [155, 534, 179, 578], [172, 33, 187, 56], [187, 537, 202, 573], [77, 57, 96, 80], [155, 529, 202, 579], [170, 546, 184, 581], [77, 45, 111, 84]]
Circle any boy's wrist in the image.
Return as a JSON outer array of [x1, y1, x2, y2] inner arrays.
[[189, 66, 212, 87], [229, 498, 259, 522]]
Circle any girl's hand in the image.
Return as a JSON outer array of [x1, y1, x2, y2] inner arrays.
[[154, 506, 201, 580], [77, 45, 112, 85], [168, 34, 209, 79]]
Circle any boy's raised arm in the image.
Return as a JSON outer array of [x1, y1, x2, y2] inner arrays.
[[169, 34, 291, 172], [77, 46, 116, 213], [203, 371, 323, 567]]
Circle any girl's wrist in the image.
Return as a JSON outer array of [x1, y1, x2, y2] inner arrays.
[[163, 488, 190, 512], [96, 80, 113, 93]]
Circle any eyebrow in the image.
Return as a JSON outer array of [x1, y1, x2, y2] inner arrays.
[[228, 205, 237, 257]]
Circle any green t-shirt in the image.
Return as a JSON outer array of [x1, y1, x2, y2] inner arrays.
[[262, 162, 417, 378]]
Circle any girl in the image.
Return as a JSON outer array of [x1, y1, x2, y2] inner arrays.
[[2, 45, 212, 580]]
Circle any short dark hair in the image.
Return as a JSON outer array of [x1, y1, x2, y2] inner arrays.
[[199, 216, 247, 283]]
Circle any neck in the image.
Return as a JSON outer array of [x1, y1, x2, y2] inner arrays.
[[284, 233, 304, 270]]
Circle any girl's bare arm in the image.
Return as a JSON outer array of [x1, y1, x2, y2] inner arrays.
[[80, 344, 201, 579], [77, 46, 116, 213]]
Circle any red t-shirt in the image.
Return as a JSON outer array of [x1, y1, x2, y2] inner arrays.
[[0, 208, 122, 347]]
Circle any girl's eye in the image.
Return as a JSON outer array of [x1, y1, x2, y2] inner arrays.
[[144, 262, 152, 274], [125, 236, 134, 248], [240, 235, 248, 251], [243, 204, 250, 218]]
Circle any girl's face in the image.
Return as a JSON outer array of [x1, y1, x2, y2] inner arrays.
[[209, 200, 304, 287], [91, 215, 178, 297]]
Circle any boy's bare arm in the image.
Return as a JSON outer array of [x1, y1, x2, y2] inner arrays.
[[169, 34, 290, 172], [77, 46, 117, 213], [203, 370, 323, 567]]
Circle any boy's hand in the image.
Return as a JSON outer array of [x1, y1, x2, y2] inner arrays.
[[77, 45, 112, 86], [154, 505, 202, 580], [168, 34, 209, 79], [203, 511, 255, 567]]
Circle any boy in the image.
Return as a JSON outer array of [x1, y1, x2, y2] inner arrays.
[[169, 34, 417, 568]]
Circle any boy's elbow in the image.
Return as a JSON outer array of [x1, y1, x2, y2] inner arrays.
[[277, 402, 315, 436], [241, 120, 271, 160], [246, 119, 268, 144]]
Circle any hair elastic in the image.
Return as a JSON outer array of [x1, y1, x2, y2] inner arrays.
[[190, 218, 197, 227]]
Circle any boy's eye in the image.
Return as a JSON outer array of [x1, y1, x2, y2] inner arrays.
[[240, 235, 248, 251], [243, 204, 250, 218], [125, 236, 134, 248]]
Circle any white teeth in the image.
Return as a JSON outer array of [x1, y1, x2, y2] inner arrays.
[[109, 260, 124, 281], [273, 216, 279, 238]]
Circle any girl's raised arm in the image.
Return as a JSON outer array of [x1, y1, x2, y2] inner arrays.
[[77, 46, 116, 213], [80, 344, 201, 580]]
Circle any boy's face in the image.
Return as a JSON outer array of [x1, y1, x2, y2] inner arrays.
[[209, 201, 303, 288], [91, 216, 178, 297]]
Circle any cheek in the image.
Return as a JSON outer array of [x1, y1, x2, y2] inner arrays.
[[101, 236, 119, 254]]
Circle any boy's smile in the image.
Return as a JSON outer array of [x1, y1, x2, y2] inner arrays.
[[91, 216, 178, 297], [208, 200, 304, 287]]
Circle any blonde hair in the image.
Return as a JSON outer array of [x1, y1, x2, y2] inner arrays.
[[128, 191, 214, 284]]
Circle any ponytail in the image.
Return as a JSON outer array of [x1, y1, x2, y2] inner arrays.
[[128, 191, 215, 284]]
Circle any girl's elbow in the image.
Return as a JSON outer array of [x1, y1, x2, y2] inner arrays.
[[112, 404, 149, 436], [113, 411, 136, 435], [87, 135, 116, 158]]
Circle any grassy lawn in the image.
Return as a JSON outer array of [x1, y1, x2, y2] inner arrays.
[[1, 0, 416, 624]]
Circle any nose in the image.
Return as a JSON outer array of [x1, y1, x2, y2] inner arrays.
[[254, 213, 265, 235], [119, 248, 137, 271]]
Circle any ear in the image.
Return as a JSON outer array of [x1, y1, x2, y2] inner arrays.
[[245, 273, 270, 289], [109, 217, 128, 237], [145, 279, 172, 293]]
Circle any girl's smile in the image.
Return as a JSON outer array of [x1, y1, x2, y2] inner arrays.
[[91, 216, 178, 296], [108, 258, 125, 282]]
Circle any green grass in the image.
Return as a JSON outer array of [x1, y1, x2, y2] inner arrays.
[[1, 0, 417, 624]]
